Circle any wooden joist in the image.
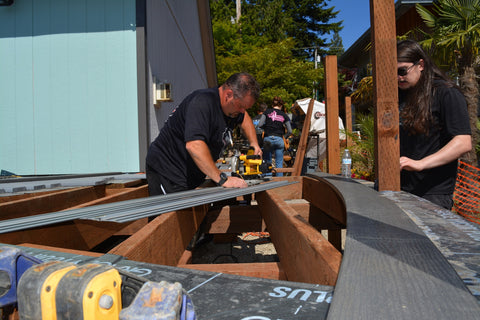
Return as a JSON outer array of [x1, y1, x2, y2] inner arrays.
[[204, 205, 265, 234], [178, 262, 286, 280], [0, 184, 149, 250], [108, 205, 208, 266], [67, 185, 149, 209], [0, 186, 106, 220], [0, 219, 140, 251], [256, 188, 342, 286], [303, 176, 346, 226]]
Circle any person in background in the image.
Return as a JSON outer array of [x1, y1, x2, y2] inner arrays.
[[146, 72, 261, 195], [257, 96, 292, 177], [252, 103, 268, 148], [397, 40, 471, 210]]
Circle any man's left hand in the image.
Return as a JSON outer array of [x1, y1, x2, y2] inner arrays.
[[223, 176, 248, 188]]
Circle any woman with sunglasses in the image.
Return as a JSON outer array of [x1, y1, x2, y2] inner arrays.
[[397, 40, 472, 210]]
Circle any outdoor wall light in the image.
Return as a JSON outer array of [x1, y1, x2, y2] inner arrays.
[[152, 76, 172, 107]]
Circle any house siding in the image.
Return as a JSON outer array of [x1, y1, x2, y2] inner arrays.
[[0, 0, 138, 175]]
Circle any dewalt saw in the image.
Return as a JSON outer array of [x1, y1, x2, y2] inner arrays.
[[230, 147, 273, 180], [0, 246, 196, 320]]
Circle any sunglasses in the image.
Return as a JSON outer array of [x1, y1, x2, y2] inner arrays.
[[398, 61, 419, 76]]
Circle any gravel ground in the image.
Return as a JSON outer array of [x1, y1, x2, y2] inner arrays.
[[191, 230, 345, 265], [191, 232, 278, 264]]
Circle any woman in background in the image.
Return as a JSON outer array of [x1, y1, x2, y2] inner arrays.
[[258, 96, 292, 176]]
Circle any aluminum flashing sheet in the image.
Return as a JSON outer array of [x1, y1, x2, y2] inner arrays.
[[0, 181, 295, 233]]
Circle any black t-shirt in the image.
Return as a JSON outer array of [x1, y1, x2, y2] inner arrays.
[[399, 80, 471, 196], [262, 108, 291, 137], [146, 88, 244, 189]]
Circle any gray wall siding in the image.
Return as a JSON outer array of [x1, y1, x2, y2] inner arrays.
[[0, 0, 139, 175], [146, 0, 212, 143]]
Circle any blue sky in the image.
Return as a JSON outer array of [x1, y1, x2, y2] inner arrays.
[[328, 0, 371, 51]]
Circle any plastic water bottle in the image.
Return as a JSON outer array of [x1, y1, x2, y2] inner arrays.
[[341, 149, 352, 179]]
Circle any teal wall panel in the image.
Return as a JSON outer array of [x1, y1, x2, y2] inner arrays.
[[0, 0, 138, 175]]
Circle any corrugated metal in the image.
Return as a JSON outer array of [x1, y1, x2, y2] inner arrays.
[[0, 180, 296, 232]]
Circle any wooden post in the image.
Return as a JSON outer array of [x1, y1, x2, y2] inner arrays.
[[324, 55, 340, 175], [370, 0, 400, 191], [345, 96, 353, 148]]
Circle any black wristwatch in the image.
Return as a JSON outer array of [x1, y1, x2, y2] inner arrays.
[[217, 172, 228, 186]]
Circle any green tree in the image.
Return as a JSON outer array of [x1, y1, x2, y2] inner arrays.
[[216, 38, 323, 112], [328, 30, 345, 57], [416, 0, 480, 164], [240, 0, 293, 44], [210, 0, 343, 59], [283, 0, 343, 58], [210, 0, 345, 111]]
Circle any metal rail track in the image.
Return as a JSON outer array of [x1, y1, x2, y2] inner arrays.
[[0, 181, 295, 233]]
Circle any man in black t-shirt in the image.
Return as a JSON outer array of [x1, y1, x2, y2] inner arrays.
[[397, 40, 471, 209], [145, 73, 261, 195]]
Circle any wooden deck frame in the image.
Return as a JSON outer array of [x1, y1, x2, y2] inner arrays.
[[0, 185, 149, 250], [256, 188, 342, 285], [0, 176, 345, 285], [102, 176, 343, 285], [0, 186, 107, 220], [108, 205, 208, 266]]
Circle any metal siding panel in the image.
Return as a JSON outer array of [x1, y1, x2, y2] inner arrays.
[[110, 0, 139, 172], [86, 0, 109, 172], [13, 1, 35, 174], [33, 1, 54, 173], [1, 0, 139, 175], [0, 7, 19, 173], [0, 1, 33, 173], [49, 1, 71, 172], [68, 1, 90, 173], [106, 5, 128, 171], [146, 0, 209, 142]]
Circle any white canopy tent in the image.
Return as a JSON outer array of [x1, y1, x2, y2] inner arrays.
[[293, 98, 346, 161]]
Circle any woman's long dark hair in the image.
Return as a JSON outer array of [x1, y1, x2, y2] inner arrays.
[[397, 40, 452, 135]]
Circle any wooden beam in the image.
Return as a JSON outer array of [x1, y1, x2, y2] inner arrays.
[[0, 186, 106, 220], [106, 178, 145, 189], [177, 249, 193, 265], [204, 205, 265, 234], [269, 176, 303, 199], [302, 176, 346, 226], [324, 55, 341, 174], [289, 202, 344, 252], [18, 243, 103, 258], [108, 205, 208, 266], [370, 0, 400, 191], [290, 202, 343, 230], [256, 189, 341, 285], [0, 190, 62, 204], [345, 96, 353, 148], [0, 220, 139, 251], [66, 185, 149, 209], [178, 262, 286, 280]]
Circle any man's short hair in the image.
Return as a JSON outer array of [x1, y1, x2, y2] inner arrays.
[[224, 72, 260, 101], [259, 103, 268, 113]]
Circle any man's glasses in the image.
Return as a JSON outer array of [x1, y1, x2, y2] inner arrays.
[[398, 61, 419, 76]]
